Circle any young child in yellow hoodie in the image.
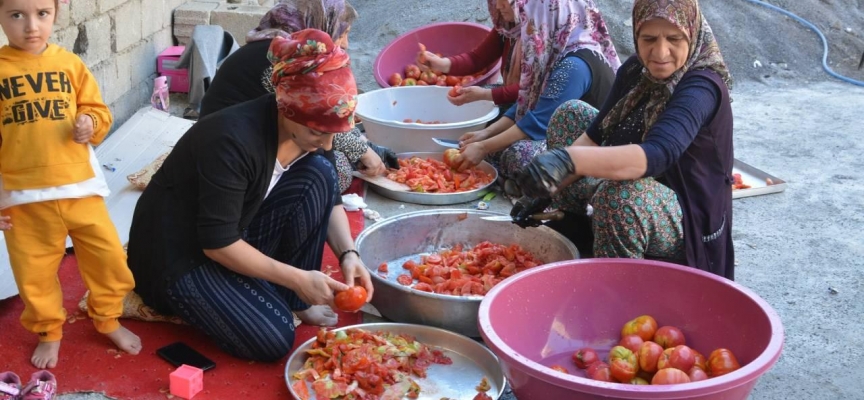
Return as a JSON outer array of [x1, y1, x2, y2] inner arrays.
[[0, 0, 141, 369]]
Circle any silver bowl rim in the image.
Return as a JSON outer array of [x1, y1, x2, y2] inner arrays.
[[356, 209, 580, 303]]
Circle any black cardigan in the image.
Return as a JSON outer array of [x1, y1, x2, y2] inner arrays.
[[128, 94, 288, 313]]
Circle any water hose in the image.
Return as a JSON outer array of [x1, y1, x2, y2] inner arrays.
[[741, 0, 864, 86]]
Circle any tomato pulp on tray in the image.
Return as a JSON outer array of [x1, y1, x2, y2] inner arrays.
[[386, 156, 494, 193], [292, 328, 453, 399]]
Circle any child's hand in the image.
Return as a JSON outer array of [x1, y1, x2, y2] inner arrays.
[[72, 114, 94, 144], [0, 215, 12, 231]]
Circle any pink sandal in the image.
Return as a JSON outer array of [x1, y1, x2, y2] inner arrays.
[[0, 371, 22, 400], [20, 370, 56, 400]]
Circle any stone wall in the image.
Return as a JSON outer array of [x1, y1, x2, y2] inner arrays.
[[0, 0, 273, 132]]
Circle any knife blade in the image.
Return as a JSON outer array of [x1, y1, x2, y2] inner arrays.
[[480, 211, 565, 222], [431, 137, 460, 148]]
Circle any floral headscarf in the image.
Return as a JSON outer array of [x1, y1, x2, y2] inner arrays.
[[600, 0, 732, 139], [247, 0, 358, 43], [268, 29, 357, 133], [488, 0, 520, 40], [513, 0, 621, 121]]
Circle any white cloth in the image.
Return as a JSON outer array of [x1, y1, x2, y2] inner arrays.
[[0, 145, 110, 209]]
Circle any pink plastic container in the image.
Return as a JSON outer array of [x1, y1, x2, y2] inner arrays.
[[478, 259, 784, 400], [157, 46, 190, 93], [373, 22, 502, 88]]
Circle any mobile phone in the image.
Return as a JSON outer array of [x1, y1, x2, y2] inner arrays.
[[156, 342, 216, 371]]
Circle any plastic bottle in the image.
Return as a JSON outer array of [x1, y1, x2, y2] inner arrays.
[[151, 76, 170, 111]]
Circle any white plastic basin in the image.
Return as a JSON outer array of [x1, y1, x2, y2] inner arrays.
[[356, 86, 499, 153]]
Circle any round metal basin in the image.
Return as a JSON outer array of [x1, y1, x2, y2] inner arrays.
[[355, 209, 579, 337]]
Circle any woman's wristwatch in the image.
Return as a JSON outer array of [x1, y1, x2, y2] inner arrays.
[[339, 249, 361, 264]]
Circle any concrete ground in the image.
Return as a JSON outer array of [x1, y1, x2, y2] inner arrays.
[[59, 0, 864, 398]]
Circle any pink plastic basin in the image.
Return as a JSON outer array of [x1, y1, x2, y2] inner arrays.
[[374, 22, 502, 88], [477, 259, 784, 400]]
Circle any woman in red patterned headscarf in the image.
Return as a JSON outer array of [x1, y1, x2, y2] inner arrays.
[[127, 29, 374, 362]]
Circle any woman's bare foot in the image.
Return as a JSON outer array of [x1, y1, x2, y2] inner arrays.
[[295, 305, 338, 326], [32, 340, 61, 369], [105, 325, 142, 355]]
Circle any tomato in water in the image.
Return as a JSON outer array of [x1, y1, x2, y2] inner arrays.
[[571, 347, 599, 369], [549, 365, 569, 374], [334, 286, 367, 312]]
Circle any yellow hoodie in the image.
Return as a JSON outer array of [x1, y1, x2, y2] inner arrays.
[[0, 44, 112, 190]]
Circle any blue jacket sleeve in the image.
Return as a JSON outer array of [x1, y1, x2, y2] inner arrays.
[[639, 74, 722, 177], [508, 56, 592, 140]]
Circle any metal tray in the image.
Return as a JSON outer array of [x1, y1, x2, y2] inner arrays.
[[733, 159, 787, 199], [366, 152, 498, 205], [285, 323, 506, 400]]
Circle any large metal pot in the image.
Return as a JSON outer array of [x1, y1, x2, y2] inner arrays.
[[355, 209, 579, 337]]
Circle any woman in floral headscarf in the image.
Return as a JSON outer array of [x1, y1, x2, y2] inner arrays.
[[448, 0, 621, 196], [512, 0, 736, 280], [200, 0, 398, 194], [127, 30, 374, 362]]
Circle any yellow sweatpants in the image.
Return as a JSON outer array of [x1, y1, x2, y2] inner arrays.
[[3, 196, 133, 342]]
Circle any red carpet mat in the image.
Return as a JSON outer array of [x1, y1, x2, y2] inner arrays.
[[0, 184, 367, 399]]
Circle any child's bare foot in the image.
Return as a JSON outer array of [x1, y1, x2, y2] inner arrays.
[[32, 340, 61, 369], [105, 326, 142, 355], [295, 305, 338, 326]]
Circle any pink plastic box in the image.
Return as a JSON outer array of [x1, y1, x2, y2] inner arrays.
[[157, 46, 190, 93], [169, 364, 203, 399]]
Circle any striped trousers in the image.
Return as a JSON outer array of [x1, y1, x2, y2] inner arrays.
[[165, 154, 337, 361]]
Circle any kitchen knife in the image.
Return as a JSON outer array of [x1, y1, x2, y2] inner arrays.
[[431, 137, 460, 148], [480, 211, 565, 222]]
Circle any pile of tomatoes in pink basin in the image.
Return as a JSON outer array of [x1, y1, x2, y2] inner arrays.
[[477, 259, 784, 400], [373, 22, 502, 88]]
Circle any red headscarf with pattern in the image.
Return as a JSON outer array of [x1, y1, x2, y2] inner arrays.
[[268, 29, 357, 133]]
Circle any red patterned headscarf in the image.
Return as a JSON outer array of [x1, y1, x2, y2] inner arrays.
[[268, 29, 357, 133]]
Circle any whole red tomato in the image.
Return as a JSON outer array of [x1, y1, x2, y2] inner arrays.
[[405, 64, 421, 80], [706, 348, 741, 377], [571, 348, 599, 369], [334, 286, 367, 312], [688, 366, 708, 382], [629, 377, 650, 385], [435, 76, 447, 86], [654, 326, 686, 349], [442, 149, 460, 168], [621, 315, 658, 341], [668, 345, 696, 372], [416, 80, 429, 86], [693, 350, 707, 371], [402, 78, 418, 86], [651, 368, 691, 385], [445, 75, 462, 86], [656, 347, 674, 370], [419, 71, 437, 84], [387, 72, 403, 87], [585, 362, 613, 382], [619, 334, 644, 354], [638, 341, 664, 373], [608, 346, 639, 383]]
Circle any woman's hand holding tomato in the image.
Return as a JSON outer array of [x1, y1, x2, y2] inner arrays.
[[338, 250, 375, 307], [447, 85, 492, 106], [452, 142, 487, 172], [417, 51, 450, 74], [334, 286, 367, 312]]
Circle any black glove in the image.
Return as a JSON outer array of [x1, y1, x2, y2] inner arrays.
[[509, 196, 552, 228], [516, 148, 575, 199], [367, 142, 400, 170]]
